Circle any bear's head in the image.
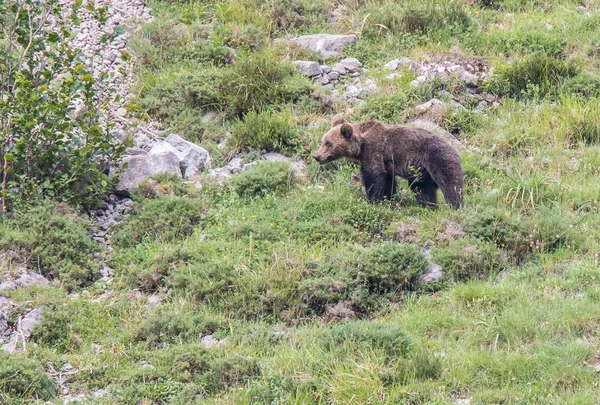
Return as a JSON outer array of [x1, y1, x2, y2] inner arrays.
[[313, 115, 361, 164]]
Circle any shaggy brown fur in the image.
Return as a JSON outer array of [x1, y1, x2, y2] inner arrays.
[[313, 115, 464, 208]]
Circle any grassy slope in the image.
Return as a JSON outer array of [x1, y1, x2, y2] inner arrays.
[[4, 0, 600, 403]]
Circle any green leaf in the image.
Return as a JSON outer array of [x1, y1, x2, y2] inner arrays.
[[113, 25, 125, 36]]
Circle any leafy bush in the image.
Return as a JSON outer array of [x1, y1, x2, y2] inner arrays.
[[486, 54, 579, 99], [119, 344, 260, 402], [30, 308, 78, 354], [442, 108, 484, 136], [301, 243, 428, 315], [230, 110, 303, 153], [230, 161, 296, 197], [320, 321, 412, 358], [352, 243, 428, 294], [0, 352, 57, 402], [111, 197, 204, 247], [0, 201, 99, 291], [433, 238, 504, 281], [135, 312, 222, 345], [0, 1, 126, 209], [561, 74, 600, 99], [173, 262, 238, 302]]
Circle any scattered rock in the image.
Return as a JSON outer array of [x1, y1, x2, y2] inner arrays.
[[436, 219, 466, 242], [326, 301, 357, 321], [421, 263, 444, 284], [200, 335, 223, 348], [292, 60, 323, 77], [413, 98, 446, 125], [395, 220, 419, 244], [337, 57, 362, 73], [16, 272, 50, 288], [288, 33, 358, 58], [1, 307, 43, 352]]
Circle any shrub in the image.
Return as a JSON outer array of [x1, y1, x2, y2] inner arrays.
[[361, 1, 472, 38], [301, 244, 428, 315], [0, 352, 58, 402], [134, 312, 222, 346], [433, 238, 504, 281], [561, 74, 600, 99], [30, 308, 77, 353], [320, 321, 412, 358], [0, 1, 126, 209], [111, 197, 204, 247], [486, 54, 579, 100], [230, 110, 303, 153], [230, 161, 296, 197], [0, 201, 99, 291], [352, 243, 428, 294], [220, 48, 312, 117], [173, 262, 238, 302], [442, 108, 484, 136]]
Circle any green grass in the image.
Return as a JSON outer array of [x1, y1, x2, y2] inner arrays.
[[4, 0, 600, 403]]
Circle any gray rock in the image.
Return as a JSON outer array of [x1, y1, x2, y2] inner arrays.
[[17, 272, 50, 288], [458, 68, 479, 86], [262, 152, 290, 162], [338, 57, 362, 73], [409, 119, 464, 151], [164, 134, 211, 177], [328, 71, 339, 80], [114, 151, 182, 195], [292, 61, 323, 77], [288, 34, 358, 59], [200, 335, 221, 348], [413, 99, 446, 125], [321, 65, 331, 74], [320, 74, 330, 85], [0, 297, 13, 337], [422, 263, 443, 283], [385, 57, 417, 72], [0, 281, 17, 292], [1, 308, 43, 352], [201, 111, 218, 124]]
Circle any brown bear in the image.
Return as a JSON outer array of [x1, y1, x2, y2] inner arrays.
[[313, 115, 464, 208]]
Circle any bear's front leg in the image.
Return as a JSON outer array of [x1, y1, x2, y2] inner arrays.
[[361, 169, 388, 201]]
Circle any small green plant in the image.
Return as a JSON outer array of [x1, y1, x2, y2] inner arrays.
[[230, 109, 303, 153], [433, 238, 504, 281], [111, 196, 204, 247], [230, 161, 296, 197], [320, 321, 412, 358], [0, 201, 99, 291], [135, 312, 222, 346], [352, 242, 429, 294], [0, 351, 58, 402]]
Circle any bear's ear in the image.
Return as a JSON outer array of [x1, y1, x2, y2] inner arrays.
[[340, 123, 353, 139], [332, 114, 345, 127]]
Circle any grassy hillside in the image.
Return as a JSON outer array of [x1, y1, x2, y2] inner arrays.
[[3, 0, 600, 404]]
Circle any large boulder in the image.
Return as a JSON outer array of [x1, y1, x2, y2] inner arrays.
[[163, 134, 211, 177], [1, 307, 43, 352], [114, 150, 182, 195], [289, 34, 358, 58]]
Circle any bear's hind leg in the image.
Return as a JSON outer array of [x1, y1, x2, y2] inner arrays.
[[408, 178, 439, 207]]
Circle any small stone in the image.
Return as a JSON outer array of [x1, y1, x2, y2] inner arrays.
[[292, 61, 323, 77], [321, 74, 330, 85], [321, 64, 331, 73], [338, 57, 362, 73], [421, 263, 443, 283], [200, 335, 221, 348], [328, 71, 339, 80]]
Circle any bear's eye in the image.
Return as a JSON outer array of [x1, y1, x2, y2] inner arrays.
[[325, 141, 332, 148]]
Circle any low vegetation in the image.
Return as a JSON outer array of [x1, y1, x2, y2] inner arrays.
[[3, 0, 600, 404]]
